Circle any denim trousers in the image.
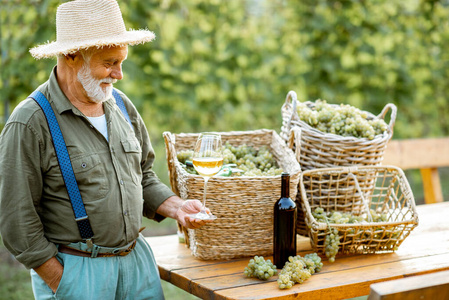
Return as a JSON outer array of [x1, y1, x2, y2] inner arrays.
[[31, 234, 164, 300]]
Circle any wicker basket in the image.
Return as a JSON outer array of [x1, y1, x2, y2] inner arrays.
[[163, 129, 301, 260], [280, 90, 397, 236], [280, 90, 397, 169], [300, 165, 418, 256]]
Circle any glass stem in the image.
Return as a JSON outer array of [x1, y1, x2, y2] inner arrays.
[[202, 176, 209, 211]]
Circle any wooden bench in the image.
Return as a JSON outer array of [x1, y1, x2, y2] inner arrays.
[[368, 269, 449, 300], [383, 137, 449, 204]]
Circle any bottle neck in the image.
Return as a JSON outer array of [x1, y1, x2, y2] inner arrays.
[[281, 173, 290, 198]]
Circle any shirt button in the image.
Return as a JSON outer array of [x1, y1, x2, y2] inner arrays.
[[90, 125, 94, 128], [124, 211, 128, 216], [120, 179, 124, 185]]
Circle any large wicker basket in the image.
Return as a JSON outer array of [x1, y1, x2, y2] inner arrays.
[[300, 166, 418, 257], [280, 90, 397, 236], [280, 90, 397, 170], [163, 129, 301, 260]]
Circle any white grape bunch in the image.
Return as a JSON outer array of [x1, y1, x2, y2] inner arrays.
[[243, 256, 277, 280], [277, 254, 323, 289], [177, 143, 283, 176], [296, 100, 388, 140], [312, 207, 397, 262]]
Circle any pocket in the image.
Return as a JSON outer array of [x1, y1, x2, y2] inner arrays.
[[71, 153, 109, 200], [54, 253, 67, 297], [121, 137, 142, 185]]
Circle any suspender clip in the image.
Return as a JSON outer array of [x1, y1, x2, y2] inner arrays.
[[86, 239, 94, 249]]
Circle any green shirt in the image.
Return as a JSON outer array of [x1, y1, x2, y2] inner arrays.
[[0, 67, 175, 269]]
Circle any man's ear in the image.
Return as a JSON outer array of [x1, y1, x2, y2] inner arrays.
[[64, 53, 83, 69]]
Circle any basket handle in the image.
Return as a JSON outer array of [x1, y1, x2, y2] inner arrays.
[[287, 126, 302, 162], [163, 132, 191, 248], [345, 169, 373, 223], [283, 90, 299, 131], [163, 131, 181, 197], [377, 103, 397, 132]]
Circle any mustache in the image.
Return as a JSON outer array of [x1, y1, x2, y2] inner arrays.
[[101, 77, 117, 84]]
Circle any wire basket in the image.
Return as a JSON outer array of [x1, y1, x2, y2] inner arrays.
[[300, 166, 418, 256], [163, 129, 301, 260], [280, 90, 397, 236]]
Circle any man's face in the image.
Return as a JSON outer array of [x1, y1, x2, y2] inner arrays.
[[77, 46, 128, 103]]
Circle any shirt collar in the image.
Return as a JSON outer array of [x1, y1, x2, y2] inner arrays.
[[47, 66, 114, 115]]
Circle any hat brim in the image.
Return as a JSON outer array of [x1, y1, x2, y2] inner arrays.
[[30, 29, 155, 59]]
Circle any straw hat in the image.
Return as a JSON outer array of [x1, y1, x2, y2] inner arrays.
[[30, 0, 155, 59]]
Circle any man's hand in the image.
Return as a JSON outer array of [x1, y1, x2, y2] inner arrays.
[[33, 256, 63, 293], [175, 199, 214, 229], [156, 196, 214, 229]]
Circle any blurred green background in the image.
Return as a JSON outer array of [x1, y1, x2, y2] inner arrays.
[[1, 0, 449, 299]]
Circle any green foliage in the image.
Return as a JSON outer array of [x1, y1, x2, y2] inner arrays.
[[1, 0, 448, 184], [1, 0, 59, 109], [2, 0, 449, 200], [115, 0, 449, 139], [3, 1, 449, 137]]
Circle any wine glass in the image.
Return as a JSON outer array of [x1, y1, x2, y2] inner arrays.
[[189, 133, 223, 220]]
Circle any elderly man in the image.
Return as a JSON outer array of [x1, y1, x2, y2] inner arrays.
[[0, 1, 211, 299]]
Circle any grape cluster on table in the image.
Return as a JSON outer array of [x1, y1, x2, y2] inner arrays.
[[243, 256, 277, 280], [277, 253, 323, 289], [243, 254, 323, 290]]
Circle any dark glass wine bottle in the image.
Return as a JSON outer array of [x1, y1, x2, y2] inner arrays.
[[273, 172, 297, 268]]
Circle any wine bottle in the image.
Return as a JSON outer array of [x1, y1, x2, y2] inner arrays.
[[273, 172, 297, 268]]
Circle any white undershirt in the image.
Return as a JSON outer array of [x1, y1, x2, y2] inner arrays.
[[87, 114, 108, 141]]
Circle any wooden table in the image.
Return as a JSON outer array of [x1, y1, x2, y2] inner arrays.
[[146, 202, 449, 300]]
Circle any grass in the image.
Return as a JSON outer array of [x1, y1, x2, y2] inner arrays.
[[0, 262, 34, 300]]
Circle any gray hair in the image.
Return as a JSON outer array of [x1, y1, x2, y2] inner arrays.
[[57, 47, 97, 64]]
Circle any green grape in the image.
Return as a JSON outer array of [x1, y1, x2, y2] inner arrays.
[[296, 100, 388, 140], [325, 228, 340, 263], [177, 150, 197, 174], [223, 143, 283, 176], [177, 150, 193, 164], [312, 207, 399, 262], [276, 254, 322, 289], [243, 256, 277, 280], [178, 143, 283, 176], [304, 253, 323, 274]]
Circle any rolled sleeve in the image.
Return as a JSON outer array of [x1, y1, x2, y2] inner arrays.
[[15, 239, 58, 270], [142, 174, 176, 221]]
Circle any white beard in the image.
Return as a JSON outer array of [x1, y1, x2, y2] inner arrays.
[[77, 63, 117, 103]]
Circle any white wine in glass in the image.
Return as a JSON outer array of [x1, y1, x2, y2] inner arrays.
[[189, 133, 223, 220]]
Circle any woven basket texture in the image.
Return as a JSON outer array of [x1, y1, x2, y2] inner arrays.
[[163, 129, 301, 260], [300, 166, 418, 256], [280, 91, 397, 235]]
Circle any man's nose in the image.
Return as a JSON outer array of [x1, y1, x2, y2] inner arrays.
[[111, 64, 123, 80]]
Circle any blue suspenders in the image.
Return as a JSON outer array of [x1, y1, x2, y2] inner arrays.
[[29, 89, 131, 241]]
